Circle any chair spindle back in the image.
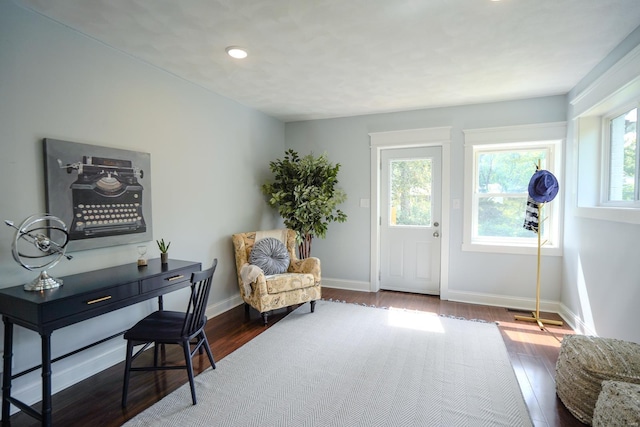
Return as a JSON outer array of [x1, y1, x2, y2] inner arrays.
[[181, 259, 218, 337]]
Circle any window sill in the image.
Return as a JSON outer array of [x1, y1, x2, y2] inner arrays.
[[461, 242, 563, 256], [575, 206, 640, 224]]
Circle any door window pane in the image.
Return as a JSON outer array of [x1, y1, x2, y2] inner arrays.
[[389, 159, 432, 226]]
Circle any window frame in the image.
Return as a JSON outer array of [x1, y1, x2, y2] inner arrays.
[[572, 43, 640, 224], [463, 123, 565, 256], [601, 103, 640, 208]]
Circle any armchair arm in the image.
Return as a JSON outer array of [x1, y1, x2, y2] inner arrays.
[[289, 257, 321, 284], [251, 274, 270, 297], [233, 233, 270, 299], [237, 264, 269, 299]]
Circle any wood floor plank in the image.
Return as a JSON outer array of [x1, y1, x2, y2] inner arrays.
[[7, 289, 585, 426]]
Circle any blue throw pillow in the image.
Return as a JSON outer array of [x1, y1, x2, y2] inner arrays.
[[249, 237, 290, 275]]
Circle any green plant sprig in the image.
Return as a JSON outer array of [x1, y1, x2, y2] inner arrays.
[[156, 238, 171, 253]]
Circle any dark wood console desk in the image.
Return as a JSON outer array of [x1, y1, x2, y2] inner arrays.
[[0, 258, 201, 426]]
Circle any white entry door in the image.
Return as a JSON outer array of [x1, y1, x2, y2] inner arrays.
[[380, 146, 442, 295]]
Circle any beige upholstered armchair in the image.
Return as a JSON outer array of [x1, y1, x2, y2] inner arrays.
[[232, 229, 321, 325]]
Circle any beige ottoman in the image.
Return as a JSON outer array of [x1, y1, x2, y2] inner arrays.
[[555, 335, 640, 425], [593, 380, 640, 426]]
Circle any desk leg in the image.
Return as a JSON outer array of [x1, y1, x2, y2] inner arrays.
[[2, 318, 13, 426], [41, 333, 52, 427]]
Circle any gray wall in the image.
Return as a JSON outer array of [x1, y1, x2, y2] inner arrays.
[[0, 0, 284, 407], [561, 25, 640, 343], [285, 96, 567, 306]]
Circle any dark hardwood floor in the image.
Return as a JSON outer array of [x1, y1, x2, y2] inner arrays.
[[8, 288, 584, 426]]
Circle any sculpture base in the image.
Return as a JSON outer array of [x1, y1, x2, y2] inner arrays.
[[24, 271, 63, 291]]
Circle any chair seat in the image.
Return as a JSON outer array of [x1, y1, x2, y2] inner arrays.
[[125, 311, 204, 342], [265, 272, 315, 294]]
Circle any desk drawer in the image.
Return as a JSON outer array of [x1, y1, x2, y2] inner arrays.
[[141, 268, 193, 294], [42, 282, 138, 323]]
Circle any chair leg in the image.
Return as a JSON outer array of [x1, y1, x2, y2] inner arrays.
[[183, 340, 197, 405], [244, 303, 250, 320], [153, 342, 159, 367], [200, 331, 216, 369], [122, 341, 134, 408], [262, 312, 268, 326], [310, 300, 316, 313]]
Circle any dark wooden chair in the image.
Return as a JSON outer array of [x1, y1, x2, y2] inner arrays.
[[121, 259, 218, 407]]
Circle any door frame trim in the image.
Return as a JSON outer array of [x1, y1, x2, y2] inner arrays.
[[369, 127, 452, 300]]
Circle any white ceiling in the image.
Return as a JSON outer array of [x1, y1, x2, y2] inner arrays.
[[14, 0, 640, 122]]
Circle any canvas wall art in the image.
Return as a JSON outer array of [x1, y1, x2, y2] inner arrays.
[[43, 138, 152, 252]]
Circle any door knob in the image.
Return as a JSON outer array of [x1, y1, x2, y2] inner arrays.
[[433, 231, 440, 238], [434, 222, 439, 227]]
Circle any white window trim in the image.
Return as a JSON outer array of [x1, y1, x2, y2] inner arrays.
[[600, 103, 640, 208], [462, 122, 566, 256], [572, 43, 640, 224]]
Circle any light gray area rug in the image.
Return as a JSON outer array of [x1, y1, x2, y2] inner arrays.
[[124, 300, 532, 427]]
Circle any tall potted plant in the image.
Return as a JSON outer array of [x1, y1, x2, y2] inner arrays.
[[262, 149, 347, 258]]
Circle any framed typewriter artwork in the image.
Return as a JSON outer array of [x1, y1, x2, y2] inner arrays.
[[43, 138, 153, 252]]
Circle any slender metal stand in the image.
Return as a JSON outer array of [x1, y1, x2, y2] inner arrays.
[[515, 202, 563, 330]]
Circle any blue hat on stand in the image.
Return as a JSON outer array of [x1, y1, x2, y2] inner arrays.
[[528, 169, 559, 203]]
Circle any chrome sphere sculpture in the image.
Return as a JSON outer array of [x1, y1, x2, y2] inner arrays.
[[5, 214, 72, 291]]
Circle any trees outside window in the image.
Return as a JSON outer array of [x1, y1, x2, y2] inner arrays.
[[475, 149, 548, 239], [389, 158, 432, 227]]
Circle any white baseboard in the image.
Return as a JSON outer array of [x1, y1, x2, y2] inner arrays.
[[558, 303, 597, 336], [322, 278, 371, 292], [440, 289, 563, 314], [322, 282, 565, 316], [206, 294, 244, 318]]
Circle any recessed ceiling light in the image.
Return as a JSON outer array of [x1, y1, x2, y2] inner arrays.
[[226, 46, 248, 59]]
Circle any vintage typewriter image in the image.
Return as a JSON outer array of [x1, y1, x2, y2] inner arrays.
[[64, 156, 147, 240]]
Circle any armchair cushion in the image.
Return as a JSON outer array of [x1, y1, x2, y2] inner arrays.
[[265, 272, 315, 294], [249, 237, 290, 275]]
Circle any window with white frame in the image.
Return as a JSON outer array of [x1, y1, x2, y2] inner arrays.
[[604, 105, 638, 205], [463, 123, 565, 255], [572, 43, 640, 224]]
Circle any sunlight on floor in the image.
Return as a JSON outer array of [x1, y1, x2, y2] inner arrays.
[[387, 307, 444, 333], [501, 327, 563, 348]]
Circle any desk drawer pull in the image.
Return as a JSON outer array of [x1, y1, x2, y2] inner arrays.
[[86, 296, 112, 305], [166, 275, 185, 282]]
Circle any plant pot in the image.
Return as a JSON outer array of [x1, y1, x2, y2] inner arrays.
[[160, 253, 169, 264]]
